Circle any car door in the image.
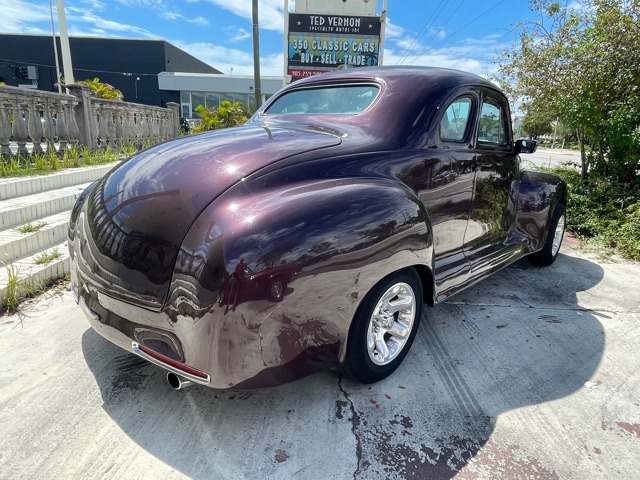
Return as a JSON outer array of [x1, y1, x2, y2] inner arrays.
[[463, 88, 521, 276], [414, 89, 479, 300]]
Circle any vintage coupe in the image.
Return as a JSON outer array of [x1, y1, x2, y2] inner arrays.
[[69, 66, 566, 390]]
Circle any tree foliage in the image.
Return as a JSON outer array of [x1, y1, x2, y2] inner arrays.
[[520, 105, 554, 138], [77, 77, 124, 101], [192, 101, 249, 132], [500, 1, 640, 258], [499, 0, 640, 184]]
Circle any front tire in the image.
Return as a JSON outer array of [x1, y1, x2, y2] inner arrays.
[[265, 276, 288, 302], [529, 203, 566, 266], [343, 269, 423, 384]]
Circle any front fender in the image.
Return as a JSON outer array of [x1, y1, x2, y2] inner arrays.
[[164, 177, 433, 387], [514, 169, 567, 253]]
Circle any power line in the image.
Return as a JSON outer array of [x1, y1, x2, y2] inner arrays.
[[0, 58, 159, 77], [396, 0, 449, 65], [417, 0, 468, 56], [408, 0, 508, 65]]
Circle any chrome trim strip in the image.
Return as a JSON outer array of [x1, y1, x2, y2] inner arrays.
[[131, 342, 211, 385]]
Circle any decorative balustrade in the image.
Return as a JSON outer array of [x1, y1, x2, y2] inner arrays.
[[0, 84, 179, 158]]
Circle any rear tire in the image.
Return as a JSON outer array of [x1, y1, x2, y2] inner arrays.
[[343, 269, 423, 384], [529, 203, 566, 266]]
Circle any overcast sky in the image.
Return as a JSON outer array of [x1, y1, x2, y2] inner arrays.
[[0, 0, 546, 78]]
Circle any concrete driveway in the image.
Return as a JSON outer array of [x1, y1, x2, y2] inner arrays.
[[1, 241, 639, 479]]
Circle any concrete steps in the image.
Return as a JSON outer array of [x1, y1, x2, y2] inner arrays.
[[0, 163, 119, 307]]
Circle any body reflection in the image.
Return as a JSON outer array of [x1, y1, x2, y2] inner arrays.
[[227, 259, 248, 312], [218, 259, 299, 311]]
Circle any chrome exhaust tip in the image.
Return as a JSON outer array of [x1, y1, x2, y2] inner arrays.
[[166, 372, 193, 390]]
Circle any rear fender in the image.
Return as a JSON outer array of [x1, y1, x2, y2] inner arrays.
[[165, 177, 433, 375], [514, 170, 567, 253], [169, 177, 433, 311]]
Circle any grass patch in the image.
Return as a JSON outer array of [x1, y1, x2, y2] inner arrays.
[[34, 249, 61, 265], [16, 221, 47, 234], [2, 264, 31, 312], [34, 153, 51, 172], [40, 274, 69, 290], [1, 266, 69, 313], [0, 142, 143, 178], [578, 235, 616, 261], [0, 157, 23, 177]]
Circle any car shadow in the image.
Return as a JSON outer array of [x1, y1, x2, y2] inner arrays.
[[81, 251, 605, 479], [343, 251, 606, 478]]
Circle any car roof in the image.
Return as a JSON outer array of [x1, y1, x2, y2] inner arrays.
[[289, 65, 498, 92], [256, 66, 504, 151]]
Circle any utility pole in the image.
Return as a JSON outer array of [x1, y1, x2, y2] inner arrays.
[[379, 0, 389, 65], [283, 0, 289, 86], [49, 0, 62, 93], [56, 0, 75, 88], [252, 0, 262, 109]]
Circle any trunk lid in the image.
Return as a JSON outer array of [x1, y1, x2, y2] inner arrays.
[[79, 125, 341, 310]]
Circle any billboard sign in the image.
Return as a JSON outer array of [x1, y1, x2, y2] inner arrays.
[[294, 0, 377, 16], [287, 13, 381, 82]]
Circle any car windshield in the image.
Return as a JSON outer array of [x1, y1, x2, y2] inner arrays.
[[264, 84, 379, 115]]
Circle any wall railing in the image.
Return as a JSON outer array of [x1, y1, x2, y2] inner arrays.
[[0, 84, 179, 158]]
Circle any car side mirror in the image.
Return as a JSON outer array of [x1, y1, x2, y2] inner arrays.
[[515, 138, 537, 154]]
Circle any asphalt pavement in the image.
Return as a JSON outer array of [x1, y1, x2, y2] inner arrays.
[[523, 147, 582, 170], [1, 238, 639, 479]]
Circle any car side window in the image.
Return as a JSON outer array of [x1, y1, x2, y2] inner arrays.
[[477, 99, 510, 148], [439, 97, 472, 142]]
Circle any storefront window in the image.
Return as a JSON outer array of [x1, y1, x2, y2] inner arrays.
[[192, 93, 206, 117], [206, 93, 220, 109], [233, 94, 248, 107], [180, 91, 269, 118]]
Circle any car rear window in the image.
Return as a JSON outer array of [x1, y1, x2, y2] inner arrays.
[[264, 85, 379, 115]]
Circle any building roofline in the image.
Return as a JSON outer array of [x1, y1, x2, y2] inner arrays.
[[0, 32, 164, 42], [158, 72, 284, 81]]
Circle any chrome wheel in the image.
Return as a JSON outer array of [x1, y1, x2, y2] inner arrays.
[[266, 277, 287, 302], [551, 214, 565, 257], [343, 269, 423, 384], [270, 281, 283, 300], [366, 282, 417, 366]]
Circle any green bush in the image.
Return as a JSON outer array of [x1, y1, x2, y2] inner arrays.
[[611, 203, 640, 259], [77, 77, 124, 101], [192, 100, 249, 132], [551, 167, 640, 260]]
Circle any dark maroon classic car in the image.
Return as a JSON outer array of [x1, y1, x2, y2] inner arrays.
[[69, 66, 566, 390]]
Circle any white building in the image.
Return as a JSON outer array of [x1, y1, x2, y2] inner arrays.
[[158, 72, 285, 119]]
